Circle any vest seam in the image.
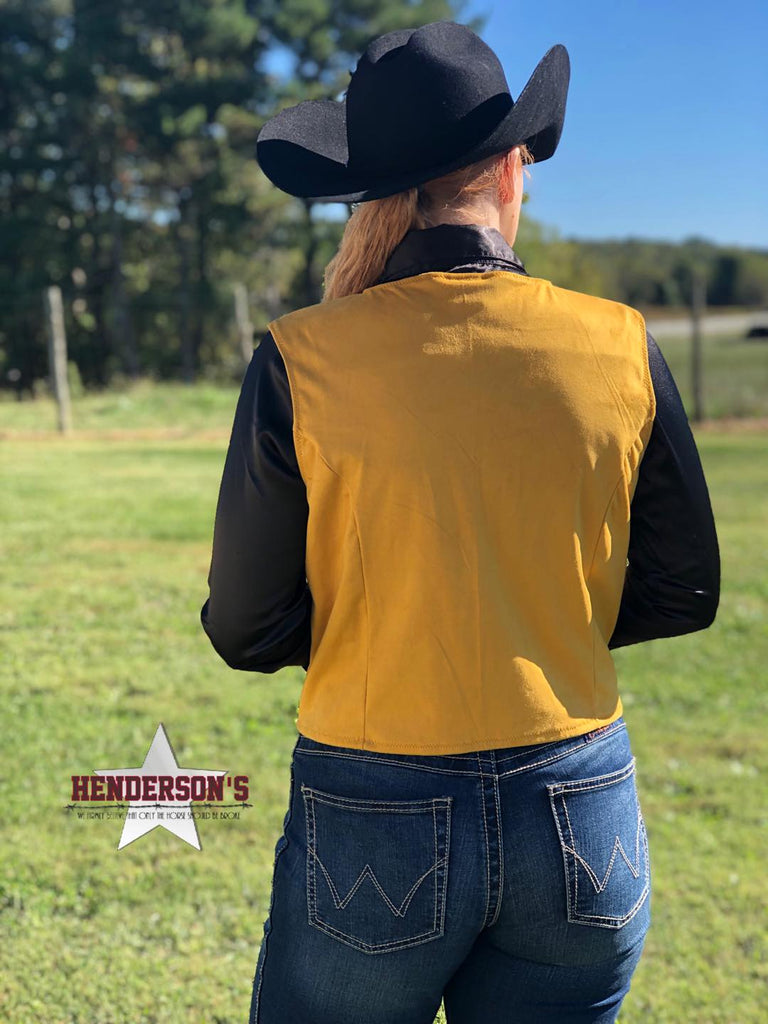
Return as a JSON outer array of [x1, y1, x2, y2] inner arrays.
[[565, 296, 648, 714], [270, 316, 371, 743], [312, 446, 371, 749], [266, 320, 309, 480], [632, 308, 657, 427], [566, 298, 635, 435], [592, 610, 597, 716], [585, 468, 626, 713], [585, 460, 628, 583]]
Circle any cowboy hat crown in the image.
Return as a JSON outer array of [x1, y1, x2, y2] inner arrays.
[[256, 20, 570, 204]]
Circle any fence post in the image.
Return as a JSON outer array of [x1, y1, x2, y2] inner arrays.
[[44, 285, 72, 434], [689, 268, 706, 424], [233, 282, 254, 365]]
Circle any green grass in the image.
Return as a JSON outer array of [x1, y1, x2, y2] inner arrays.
[[651, 331, 768, 419], [1, 325, 767, 436], [0, 383, 766, 1022], [0, 376, 242, 435]]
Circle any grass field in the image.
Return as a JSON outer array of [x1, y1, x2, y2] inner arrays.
[[1, 326, 768, 437], [1, 360, 767, 1022]]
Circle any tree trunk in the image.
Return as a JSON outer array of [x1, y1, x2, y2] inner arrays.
[[111, 200, 140, 379], [192, 199, 208, 372], [301, 198, 321, 307], [176, 198, 195, 384]]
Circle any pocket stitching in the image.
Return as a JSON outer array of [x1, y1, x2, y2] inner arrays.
[[303, 788, 452, 954], [548, 757, 636, 796], [302, 784, 451, 811], [561, 794, 647, 926], [547, 758, 650, 929]]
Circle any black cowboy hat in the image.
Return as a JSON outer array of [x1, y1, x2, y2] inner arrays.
[[255, 20, 570, 204]]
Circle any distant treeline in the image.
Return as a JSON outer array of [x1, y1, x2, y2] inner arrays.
[[517, 219, 768, 311], [2, 0, 766, 395]]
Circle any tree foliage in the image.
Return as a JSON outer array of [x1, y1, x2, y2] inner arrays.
[[1, 0, 766, 394]]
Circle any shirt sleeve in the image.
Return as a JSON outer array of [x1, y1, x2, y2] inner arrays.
[[200, 330, 312, 672], [608, 330, 721, 649]]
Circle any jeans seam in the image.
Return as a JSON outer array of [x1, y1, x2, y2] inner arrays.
[[489, 771, 504, 928], [495, 727, 624, 781], [294, 721, 625, 760], [250, 745, 297, 1024], [476, 752, 492, 928]]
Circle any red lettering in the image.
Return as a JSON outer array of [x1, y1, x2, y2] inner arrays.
[[106, 776, 124, 801], [207, 776, 224, 801], [71, 776, 89, 801], [158, 775, 174, 800], [190, 776, 207, 801], [125, 777, 142, 800]]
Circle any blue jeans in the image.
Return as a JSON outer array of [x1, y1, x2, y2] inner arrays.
[[248, 717, 651, 1023]]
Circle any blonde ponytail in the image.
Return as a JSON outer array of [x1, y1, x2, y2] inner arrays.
[[322, 144, 533, 303], [322, 188, 422, 303]]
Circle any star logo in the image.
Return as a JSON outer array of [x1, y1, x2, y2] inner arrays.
[[93, 723, 226, 850]]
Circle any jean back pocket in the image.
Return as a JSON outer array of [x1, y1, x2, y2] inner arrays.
[[302, 784, 452, 954], [547, 757, 650, 930]]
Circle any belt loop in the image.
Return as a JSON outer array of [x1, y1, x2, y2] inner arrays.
[[475, 748, 498, 774]]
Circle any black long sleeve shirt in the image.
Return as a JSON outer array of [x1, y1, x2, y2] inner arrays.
[[200, 223, 720, 671]]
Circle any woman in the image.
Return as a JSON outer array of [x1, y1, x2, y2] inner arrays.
[[201, 21, 720, 1024]]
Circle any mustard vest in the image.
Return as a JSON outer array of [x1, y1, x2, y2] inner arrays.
[[268, 270, 656, 754]]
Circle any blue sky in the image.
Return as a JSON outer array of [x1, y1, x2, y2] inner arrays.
[[264, 1, 768, 248]]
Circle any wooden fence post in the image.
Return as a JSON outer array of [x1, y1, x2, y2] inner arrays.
[[233, 282, 254, 365], [689, 268, 706, 424], [44, 285, 72, 434]]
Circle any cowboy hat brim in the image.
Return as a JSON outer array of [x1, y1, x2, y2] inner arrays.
[[255, 44, 570, 203]]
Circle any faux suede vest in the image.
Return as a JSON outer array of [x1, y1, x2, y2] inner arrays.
[[267, 270, 656, 754]]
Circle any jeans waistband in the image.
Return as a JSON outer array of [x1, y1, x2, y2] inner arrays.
[[294, 718, 627, 776]]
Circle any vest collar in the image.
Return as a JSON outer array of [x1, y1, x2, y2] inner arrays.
[[376, 222, 528, 285]]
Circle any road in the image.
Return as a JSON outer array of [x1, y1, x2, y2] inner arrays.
[[645, 311, 768, 338]]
